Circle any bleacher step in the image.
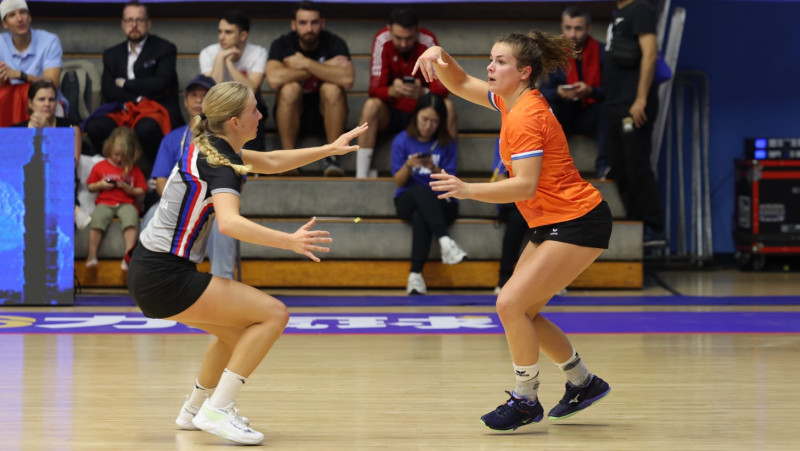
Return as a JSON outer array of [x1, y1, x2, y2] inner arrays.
[[75, 259, 642, 290], [74, 219, 642, 261]]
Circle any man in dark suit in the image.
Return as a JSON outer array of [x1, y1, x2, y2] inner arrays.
[[84, 0, 181, 177]]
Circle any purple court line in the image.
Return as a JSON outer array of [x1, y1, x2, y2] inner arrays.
[[1, 311, 799, 334], [67, 294, 800, 308]]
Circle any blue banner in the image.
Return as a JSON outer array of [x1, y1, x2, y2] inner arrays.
[[0, 128, 74, 306]]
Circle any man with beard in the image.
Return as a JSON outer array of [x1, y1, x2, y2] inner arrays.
[[0, 0, 62, 88], [266, 1, 353, 176], [540, 6, 608, 179], [200, 9, 268, 151], [84, 0, 181, 178], [354, 6, 455, 178]]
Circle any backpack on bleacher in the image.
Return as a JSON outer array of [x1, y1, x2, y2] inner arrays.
[[59, 59, 101, 123]]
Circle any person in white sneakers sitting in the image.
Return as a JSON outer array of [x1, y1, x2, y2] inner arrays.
[[391, 93, 466, 295]]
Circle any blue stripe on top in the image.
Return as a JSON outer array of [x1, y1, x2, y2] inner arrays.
[[170, 143, 202, 255], [511, 149, 544, 160], [488, 91, 500, 111]]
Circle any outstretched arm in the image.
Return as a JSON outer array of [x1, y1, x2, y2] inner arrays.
[[430, 155, 541, 204], [214, 194, 332, 262], [241, 123, 368, 174], [414, 46, 493, 110]]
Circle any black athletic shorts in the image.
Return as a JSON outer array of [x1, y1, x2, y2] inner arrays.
[[530, 200, 612, 249], [127, 244, 213, 319], [273, 92, 350, 138]]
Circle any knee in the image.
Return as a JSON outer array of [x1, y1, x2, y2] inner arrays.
[[495, 294, 523, 324], [360, 98, 383, 119], [134, 117, 162, 134], [265, 302, 290, 330], [277, 83, 302, 105], [319, 83, 345, 105], [85, 116, 113, 139]]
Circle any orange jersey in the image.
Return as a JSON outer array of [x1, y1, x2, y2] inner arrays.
[[490, 90, 602, 227]]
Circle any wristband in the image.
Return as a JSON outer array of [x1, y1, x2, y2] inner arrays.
[[19, 71, 28, 82]]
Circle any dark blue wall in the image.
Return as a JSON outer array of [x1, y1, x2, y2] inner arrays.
[[668, 0, 800, 253]]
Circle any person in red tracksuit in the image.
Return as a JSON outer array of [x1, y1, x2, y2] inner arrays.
[[354, 6, 457, 178]]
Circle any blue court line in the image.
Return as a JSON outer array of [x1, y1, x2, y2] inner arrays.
[[69, 294, 800, 308], [2, 311, 799, 334]]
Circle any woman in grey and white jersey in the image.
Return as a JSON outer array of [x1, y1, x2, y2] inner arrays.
[[127, 81, 368, 445]]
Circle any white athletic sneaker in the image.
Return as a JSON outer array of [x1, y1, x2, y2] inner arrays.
[[191, 399, 263, 445], [176, 399, 200, 430], [406, 272, 427, 295], [439, 236, 467, 265], [176, 397, 250, 430]]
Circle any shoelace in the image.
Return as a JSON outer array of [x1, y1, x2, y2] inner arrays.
[[227, 403, 248, 427], [495, 391, 533, 416]]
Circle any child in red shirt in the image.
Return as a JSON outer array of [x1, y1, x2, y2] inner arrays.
[[85, 127, 147, 270]]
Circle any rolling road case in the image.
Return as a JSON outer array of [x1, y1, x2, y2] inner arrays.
[[733, 159, 800, 270]]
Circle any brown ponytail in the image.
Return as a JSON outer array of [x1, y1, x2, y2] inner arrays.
[[496, 31, 578, 89]]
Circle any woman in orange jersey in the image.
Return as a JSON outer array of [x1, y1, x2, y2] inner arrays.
[[414, 32, 612, 431]]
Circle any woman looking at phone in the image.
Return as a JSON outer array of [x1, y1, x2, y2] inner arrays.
[[391, 92, 467, 295]]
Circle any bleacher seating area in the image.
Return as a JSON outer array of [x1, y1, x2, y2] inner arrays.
[[43, 3, 644, 290]]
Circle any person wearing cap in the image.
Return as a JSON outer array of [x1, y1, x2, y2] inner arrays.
[[140, 74, 237, 279], [0, 0, 62, 88]]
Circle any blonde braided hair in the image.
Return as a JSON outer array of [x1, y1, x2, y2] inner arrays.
[[190, 81, 253, 175]]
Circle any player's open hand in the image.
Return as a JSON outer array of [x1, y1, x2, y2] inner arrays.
[[289, 217, 333, 262], [430, 169, 470, 200], [413, 46, 447, 84], [327, 123, 369, 156]]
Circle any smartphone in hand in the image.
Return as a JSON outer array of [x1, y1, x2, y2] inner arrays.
[[561, 84, 576, 90], [402, 75, 416, 84]]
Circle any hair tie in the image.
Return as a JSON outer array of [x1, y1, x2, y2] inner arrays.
[[199, 112, 207, 121]]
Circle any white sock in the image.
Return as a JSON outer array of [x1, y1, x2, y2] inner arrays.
[[513, 362, 540, 400], [188, 379, 214, 411], [356, 148, 373, 178], [209, 369, 246, 409], [555, 350, 591, 386]]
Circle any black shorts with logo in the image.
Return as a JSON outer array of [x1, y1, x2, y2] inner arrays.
[[127, 244, 213, 319], [530, 200, 612, 249]]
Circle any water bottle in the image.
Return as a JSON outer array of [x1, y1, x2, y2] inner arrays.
[[622, 116, 635, 133]]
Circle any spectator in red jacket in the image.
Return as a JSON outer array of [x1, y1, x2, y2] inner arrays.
[[355, 6, 457, 178]]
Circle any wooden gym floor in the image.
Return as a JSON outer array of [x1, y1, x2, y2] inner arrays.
[[1, 268, 798, 450]]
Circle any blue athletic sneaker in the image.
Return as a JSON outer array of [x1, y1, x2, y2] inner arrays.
[[481, 391, 543, 431], [547, 375, 610, 420]]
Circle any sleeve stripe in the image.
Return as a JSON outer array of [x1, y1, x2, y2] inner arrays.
[[511, 150, 544, 160], [488, 91, 500, 111]]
